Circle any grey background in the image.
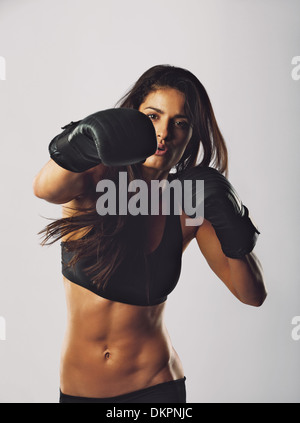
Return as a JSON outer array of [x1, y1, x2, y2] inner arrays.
[[0, 0, 299, 403]]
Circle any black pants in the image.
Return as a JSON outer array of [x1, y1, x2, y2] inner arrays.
[[59, 377, 186, 403]]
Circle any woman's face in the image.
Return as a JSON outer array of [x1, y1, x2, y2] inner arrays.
[[138, 87, 193, 178]]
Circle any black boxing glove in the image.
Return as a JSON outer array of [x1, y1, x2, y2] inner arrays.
[[49, 108, 157, 172], [178, 166, 260, 258]]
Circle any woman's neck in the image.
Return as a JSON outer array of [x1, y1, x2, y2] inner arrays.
[[140, 165, 170, 184]]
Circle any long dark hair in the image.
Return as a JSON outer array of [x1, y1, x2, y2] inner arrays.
[[39, 65, 228, 289]]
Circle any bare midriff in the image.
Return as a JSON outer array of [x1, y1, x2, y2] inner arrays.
[[60, 277, 184, 398]]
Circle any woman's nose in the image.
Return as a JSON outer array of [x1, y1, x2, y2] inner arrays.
[[156, 121, 170, 141]]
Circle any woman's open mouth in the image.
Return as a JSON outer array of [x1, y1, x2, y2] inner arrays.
[[155, 143, 168, 156]]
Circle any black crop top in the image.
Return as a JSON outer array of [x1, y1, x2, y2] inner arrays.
[[61, 212, 183, 306]]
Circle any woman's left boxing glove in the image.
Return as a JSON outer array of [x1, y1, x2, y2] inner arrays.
[[49, 108, 157, 172], [178, 166, 260, 258]]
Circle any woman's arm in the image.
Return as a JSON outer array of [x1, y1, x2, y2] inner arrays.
[[32, 159, 102, 204], [34, 108, 158, 204], [196, 219, 267, 306]]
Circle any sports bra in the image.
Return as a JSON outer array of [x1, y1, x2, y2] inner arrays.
[[61, 211, 183, 306]]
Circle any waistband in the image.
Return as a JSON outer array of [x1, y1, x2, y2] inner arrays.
[[60, 376, 186, 403]]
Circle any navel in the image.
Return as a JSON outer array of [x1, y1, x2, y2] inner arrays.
[[103, 347, 111, 360]]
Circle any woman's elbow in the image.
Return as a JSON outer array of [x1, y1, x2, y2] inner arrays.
[[32, 175, 44, 199], [251, 290, 267, 307], [242, 288, 268, 307], [32, 174, 61, 203]]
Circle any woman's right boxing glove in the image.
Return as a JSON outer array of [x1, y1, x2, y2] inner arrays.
[[49, 108, 157, 172]]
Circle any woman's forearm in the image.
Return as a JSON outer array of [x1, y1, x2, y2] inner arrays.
[[227, 252, 267, 306], [33, 159, 91, 204]]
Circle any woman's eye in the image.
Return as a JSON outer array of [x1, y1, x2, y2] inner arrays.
[[147, 114, 158, 120], [175, 121, 189, 129]]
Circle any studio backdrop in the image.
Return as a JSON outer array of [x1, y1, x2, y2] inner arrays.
[[0, 0, 299, 403]]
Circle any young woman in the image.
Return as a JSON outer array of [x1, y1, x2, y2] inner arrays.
[[33, 65, 267, 403]]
